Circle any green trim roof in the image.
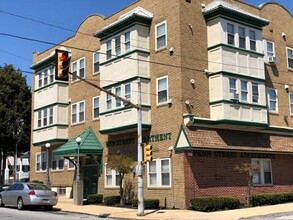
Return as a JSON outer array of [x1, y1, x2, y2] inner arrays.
[[53, 127, 103, 157]]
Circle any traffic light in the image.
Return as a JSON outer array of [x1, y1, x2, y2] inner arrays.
[[143, 143, 153, 162], [55, 49, 69, 81]]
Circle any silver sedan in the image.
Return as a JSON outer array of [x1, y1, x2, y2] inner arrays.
[[0, 182, 58, 210]]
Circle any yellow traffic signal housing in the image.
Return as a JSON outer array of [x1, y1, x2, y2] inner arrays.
[[55, 49, 69, 81], [144, 144, 153, 162]]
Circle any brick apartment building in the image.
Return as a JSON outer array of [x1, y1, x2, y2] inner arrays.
[[30, 0, 293, 209]]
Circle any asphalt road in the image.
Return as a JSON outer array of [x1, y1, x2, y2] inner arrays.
[[242, 211, 293, 220]]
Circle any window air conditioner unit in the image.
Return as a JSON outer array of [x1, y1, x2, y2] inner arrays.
[[230, 93, 239, 101], [268, 56, 277, 64]]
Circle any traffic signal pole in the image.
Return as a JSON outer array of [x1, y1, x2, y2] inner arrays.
[[66, 72, 144, 216]]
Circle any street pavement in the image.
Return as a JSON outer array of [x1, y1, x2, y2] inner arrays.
[[55, 198, 293, 220]]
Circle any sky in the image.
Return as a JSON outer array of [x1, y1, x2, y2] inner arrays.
[[0, 0, 292, 87]]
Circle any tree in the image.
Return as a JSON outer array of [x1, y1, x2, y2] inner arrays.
[[107, 154, 135, 206], [235, 162, 259, 206], [0, 64, 31, 184]]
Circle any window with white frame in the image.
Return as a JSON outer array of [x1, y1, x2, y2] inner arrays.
[[37, 107, 53, 128], [125, 83, 131, 100], [267, 88, 278, 112], [249, 30, 256, 51], [38, 72, 42, 88], [106, 92, 112, 110], [289, 93, 293, 115], [93, 96, 100, 119], [68, 158, 75, 170], [147, 158, 171, 187], [115, 86, 122, 107], [156, 21, 167, 50], [36, 152, 47, 172], [93, 52, 100, 73], [240, 80, 248, 102], [105, 164, 120, 187], [251, 159, 273, 185], [37, 66, 55, 88], [115, 36, 121, 56], [72, 58, 85, 81], [252, 82, 259, 103], [52, 155, 64, 170], [44, 69, 48, 86], [106, 40, 112, 60], [287, 47, 293, 69], [71, 101, 85, 124], [124, 31, 130, 52], [157, 76, 168, 104], [227, 23, 235, 46], [266, 41, 275, 57], [229, 78, 237, 94], [238, 26, 246, 49]]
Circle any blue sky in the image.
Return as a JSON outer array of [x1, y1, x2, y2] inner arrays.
[[0, 0, 292, 87]]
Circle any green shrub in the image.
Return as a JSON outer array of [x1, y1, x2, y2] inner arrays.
[[190, 197, 240, 212], [252, 192, 293, 206], [132, 199, 160, 209], [103, 196, 120, 206], [87, 194, 103, 204]]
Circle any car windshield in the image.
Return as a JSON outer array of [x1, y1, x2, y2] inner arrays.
[[27, 183, 50, 190]]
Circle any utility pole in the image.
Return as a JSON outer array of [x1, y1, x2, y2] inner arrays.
[[71, 73, 144, 215]]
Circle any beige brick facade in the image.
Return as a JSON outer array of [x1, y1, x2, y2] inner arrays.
[[30, 0, 293, 209]]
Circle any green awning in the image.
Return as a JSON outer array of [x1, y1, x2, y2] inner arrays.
[[53, 127, 103, 157]]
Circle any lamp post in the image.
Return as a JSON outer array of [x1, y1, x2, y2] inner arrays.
[[76, 137, 81, 181], [45, 143, 51, 187]]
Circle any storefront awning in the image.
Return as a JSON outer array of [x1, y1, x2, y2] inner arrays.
[[53, 127, 103, 157]]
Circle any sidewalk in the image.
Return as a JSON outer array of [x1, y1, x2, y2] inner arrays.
[[55, 198, 293, 220]]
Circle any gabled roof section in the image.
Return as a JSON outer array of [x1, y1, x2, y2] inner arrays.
[[174, 125, 192, 151], [53, 127, 103, 157], [94, 7, 153, 40], [202, 0, 269, 27]]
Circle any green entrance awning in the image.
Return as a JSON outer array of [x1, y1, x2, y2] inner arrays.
[[53, 127, 103, 157]]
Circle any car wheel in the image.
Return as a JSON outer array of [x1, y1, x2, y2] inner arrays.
[[0, 196, 4, 207], [45, 205, 53, 211], [17, 197, 25, 210]]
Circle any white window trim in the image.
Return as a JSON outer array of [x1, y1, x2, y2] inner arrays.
[[37, 66, 55, 89], [51, 155, 64, 171], [71, 57, 85, 82], [147, 158, 171, 188], [289, 93, 293, 115], [35, 152, 47, 173], [251, 158, 273, 186], [36, 107, 54, 129], [104, 164, 120, 188], [93, 51, 100, 75], [93, 96, 100, 120], [267, 88, 278, 113], [155, 20, 167, 50], [286, 47, 293, 70], [71, 101, 85, 125], [67, 158, 76, 170], [156, 75, 169, 105]]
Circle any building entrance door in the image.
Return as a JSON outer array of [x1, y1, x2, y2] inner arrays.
[[83, 165, 98, 198]]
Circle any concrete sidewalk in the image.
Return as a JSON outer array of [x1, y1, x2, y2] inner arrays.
[[55, 198, 293, 220]]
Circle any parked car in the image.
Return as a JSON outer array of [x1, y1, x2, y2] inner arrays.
[[0, 185, 9, 192], [0, 182, 58, 210]]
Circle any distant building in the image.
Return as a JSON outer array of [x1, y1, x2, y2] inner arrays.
[[30, 0, 293, 209], [4, 154, 30, 184]]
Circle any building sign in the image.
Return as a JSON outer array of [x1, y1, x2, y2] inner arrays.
[[106, 133, 172, 147], [193, 150, 275, 159]]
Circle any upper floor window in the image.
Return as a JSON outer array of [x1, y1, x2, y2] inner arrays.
[[71, 101, 85, 124], [287, 47, 293, 69], [240, 80, 248, 102], [238, 27, 246, 49], [252, 82, 259, 103], [252, 159, 272, 185], [266, 41, 275, 57], [37, 66, 54, 88], [36, 152, 47, 172], [93, 52, 100, 73], [72, 58, 85, 81], [37, 111, 42, 128], [115, 86, 122, 107], [267, 88, 277, 113], [124, 31, 131, 52], [93, 96, 100, 119], [156, 21, 167, 50], [157, 76, 168, 104], [289, 93, 293, 115], [125, 83, 131, 100], [115, 36, 121, 56], [52, 155, 64, 171], [37, 107, 53, 128], [147, 158, 171, 187], [249, 30, 256, 51], [227, 23, 235, 46], [106, 40, 112, 60], [105, 164, 120, 188], [229, 78, 237, 94], [106, 92, 112, 110]]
